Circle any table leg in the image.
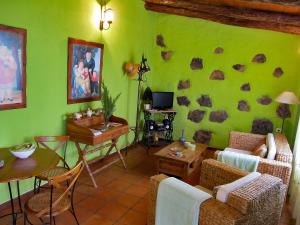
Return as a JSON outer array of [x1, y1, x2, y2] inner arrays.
[[8, 182, 16, 225], [17, 181, 22, 213]]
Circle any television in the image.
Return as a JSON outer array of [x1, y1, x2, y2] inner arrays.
[[152, 92, 174, 110]]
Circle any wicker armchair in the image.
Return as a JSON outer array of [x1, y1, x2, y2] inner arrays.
[[216, 131, 292, 185], [148, 159, 287, 225]]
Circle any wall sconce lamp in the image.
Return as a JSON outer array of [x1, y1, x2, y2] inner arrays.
[[99, 2, 113, 30]]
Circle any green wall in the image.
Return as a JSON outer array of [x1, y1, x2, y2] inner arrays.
[[0, 0, 156, 204], [148, 13, 300, 148]]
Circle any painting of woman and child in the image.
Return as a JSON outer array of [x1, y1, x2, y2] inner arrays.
[[67, 38, 103, 104], [0, 24, 26, 110]]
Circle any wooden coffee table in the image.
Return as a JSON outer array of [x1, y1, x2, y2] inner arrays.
[[154, 141, 207, 181]]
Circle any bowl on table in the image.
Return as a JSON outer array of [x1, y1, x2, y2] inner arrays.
[[10, 143, 36, 159]]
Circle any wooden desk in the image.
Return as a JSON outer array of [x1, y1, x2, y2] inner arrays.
[[154, 142, 207, 181], [67, 114, 129, 188], [0, 147, 60, 225]]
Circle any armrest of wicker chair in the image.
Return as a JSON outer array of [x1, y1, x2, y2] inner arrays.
[[274, 133, 293, 164], [257, 158, 292, 185], [199, 159, 248, 190], [148, 174, 168, 225], [227, 174, 286, 224]]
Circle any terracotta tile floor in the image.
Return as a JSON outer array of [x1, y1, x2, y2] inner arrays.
[[0, 144, 294, 225]]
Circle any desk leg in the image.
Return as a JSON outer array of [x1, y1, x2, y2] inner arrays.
[[113, 139, 127, 169], [75, 142, 98, 188]]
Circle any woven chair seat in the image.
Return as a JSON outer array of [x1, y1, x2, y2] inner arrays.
[[37, 167, 69, 180], [25, 191, 71, 216]]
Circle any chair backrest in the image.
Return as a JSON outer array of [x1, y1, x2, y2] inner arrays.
[[229, 131, 266, 151], [36, 161, 84, 218], [34, 136, 69, 152], [34, 135, 70, 167]]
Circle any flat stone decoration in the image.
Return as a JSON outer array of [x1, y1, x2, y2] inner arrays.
[[214, 47, 224, 54], [276, 103, 291, 119], [188, 110, 205, 123], [240, 83, 251, 91], [177, 80, 190, 90], [252, 119, 273, 135], [190, 58, 203, 70], [156, 34, 166, 47], [193, 130, 212, 144], [209, 110, 228, 123], [257, 95, 272, 105], [273, 67, 284, 77], [161, 51, 173, 61], [238, 100, 250, 112], [210, 70, 224, 80], [252, 54, 266, 63], [232, 64, 246, 72], [177, 96, 190, 107], [197, 95, 212, 107]]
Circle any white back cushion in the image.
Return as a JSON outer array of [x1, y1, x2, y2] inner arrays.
[[266, 133, 276, 160], [216, 172, 261, 203]]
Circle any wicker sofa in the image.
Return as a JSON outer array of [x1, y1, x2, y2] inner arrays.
[[148, 159, 287, 225], [215, 131, 293, 185]]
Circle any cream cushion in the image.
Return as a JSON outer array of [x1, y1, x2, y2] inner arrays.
[[224, 147, 252, 155], [266, 133, 276, 160], [253, 144, 268, 158], [216, 172, 261, 203]]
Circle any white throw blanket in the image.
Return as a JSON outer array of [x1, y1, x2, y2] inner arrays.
[[218, 150, 260, 172], [155, 177, 212, 225]]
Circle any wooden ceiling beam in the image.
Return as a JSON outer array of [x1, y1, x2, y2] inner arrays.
[[145, 0, 300, 35]]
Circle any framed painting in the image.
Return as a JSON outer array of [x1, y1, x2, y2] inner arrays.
[[0, 24, 26, 110], [67, 38, 104, 104]]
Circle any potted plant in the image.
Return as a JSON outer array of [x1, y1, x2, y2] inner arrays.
[[101, 82, 121, 128]]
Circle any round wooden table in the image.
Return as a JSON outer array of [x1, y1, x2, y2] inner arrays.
[[0, 147, 60, 225]]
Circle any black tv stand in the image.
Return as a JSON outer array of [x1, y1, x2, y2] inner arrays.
[[142, 109, 176, 148]]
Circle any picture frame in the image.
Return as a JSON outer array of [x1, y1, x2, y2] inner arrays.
[[0, 24, 27, 110], [67, 38, 104, 104]]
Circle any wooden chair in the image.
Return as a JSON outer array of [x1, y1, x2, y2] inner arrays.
[[24, 161, 84, 225], [34, 136, 70, 193]]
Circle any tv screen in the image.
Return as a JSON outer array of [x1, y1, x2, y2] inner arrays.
[[152, 92, 174, 110]]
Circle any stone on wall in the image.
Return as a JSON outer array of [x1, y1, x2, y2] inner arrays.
[[197, 95, 212, 107], [276, 103, 291, 119], [232, 64, 246, 72], [210, 70, 225, 80], [209, 110, 228, 123], [190, 58, 203, 70], [177, 79, 190, 90], [252, 54, 266, 63], [257, 95, 272, 105], [238, 100, 250, 112], [252, 119, 273, 135], [156, 34, 166, 47], [193, 130, 212, 144], [161, 51, 173, 61], [188, 110, 205, 123], [214, 47, 224, 54], [177, 96, 190, 107], [273, 67, 284, 78], [240, 83, 251, 91]]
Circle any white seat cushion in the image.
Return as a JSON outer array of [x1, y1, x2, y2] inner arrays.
[[266, 133, 276, 160], [216, 172, 261, 203], [224, 147, 252, 155]]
